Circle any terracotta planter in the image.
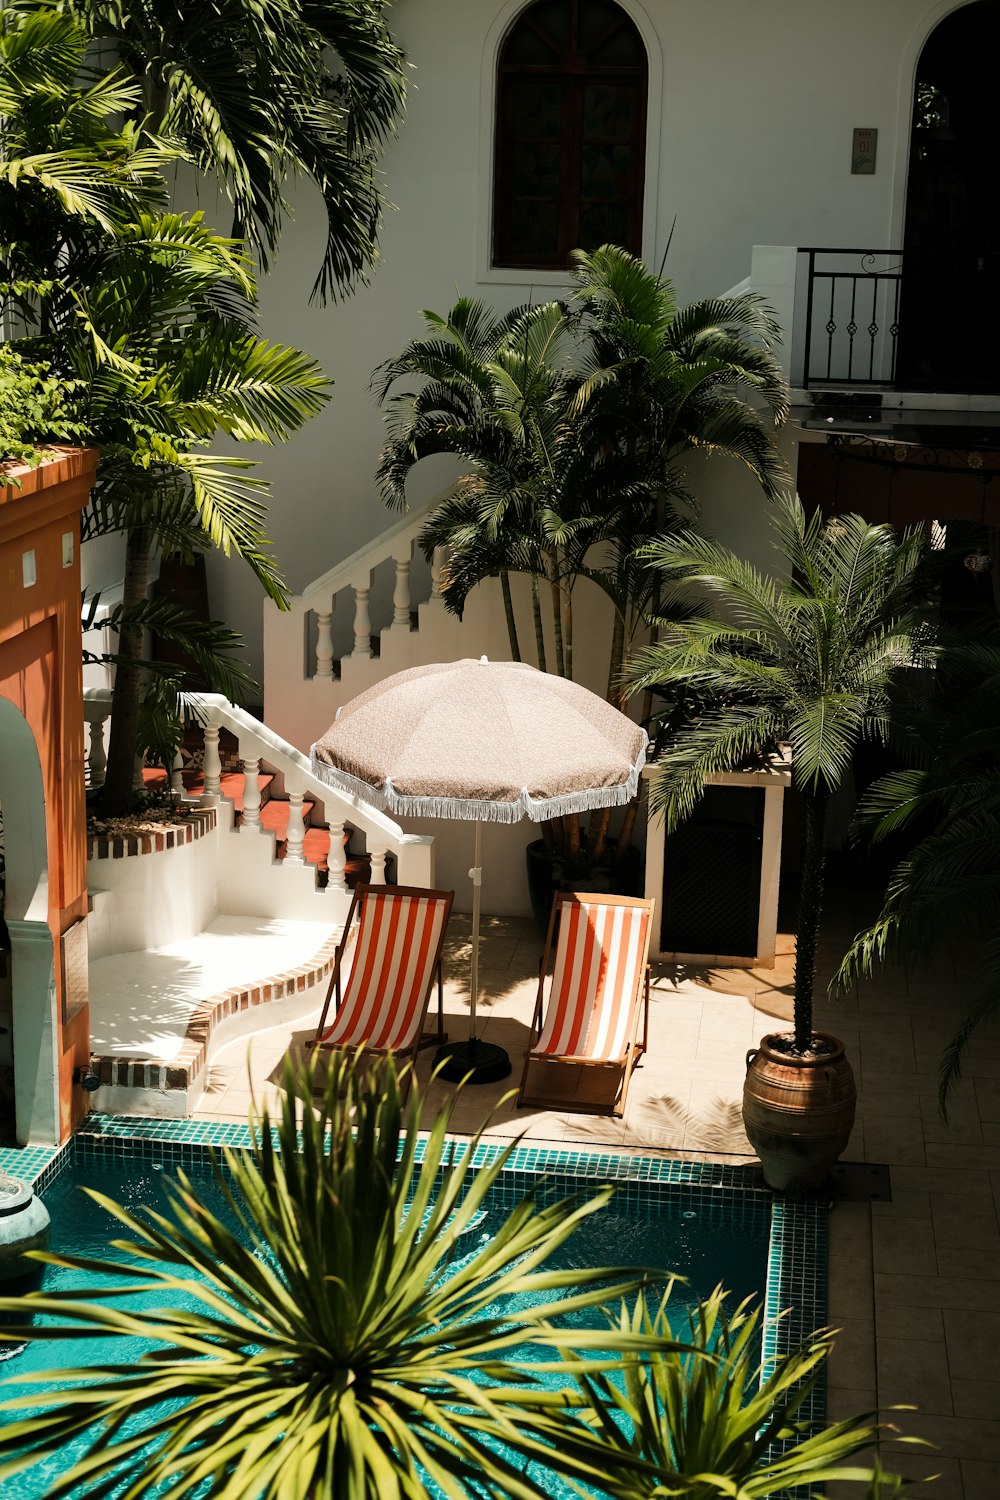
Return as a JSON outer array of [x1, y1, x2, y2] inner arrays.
[[743, 1031, 857, 1196]]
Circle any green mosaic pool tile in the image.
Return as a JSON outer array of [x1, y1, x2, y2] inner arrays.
[[58, 1112, 829, 1435], [0, 1142, 62, 1188]]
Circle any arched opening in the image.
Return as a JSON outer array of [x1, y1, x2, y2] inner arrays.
[[0, 699, 57, 1145], [492, 0, 647, 269], [898, 1, 1000, 390]]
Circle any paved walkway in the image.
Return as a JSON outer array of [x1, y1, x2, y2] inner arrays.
[[197, 882, 996, 1500]]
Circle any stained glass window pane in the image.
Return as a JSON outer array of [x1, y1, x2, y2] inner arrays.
[[581, 143, 631, 199], [512, 142, 562, 196], [510, 81, 563, 142], [583, 84, 636, 143], [578, 200, 629, 250], [508, 200, 560, 258]]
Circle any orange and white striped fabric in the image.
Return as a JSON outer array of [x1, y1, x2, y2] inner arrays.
[[533, 896, 651, 1063], [317, 888, 450, 1053]]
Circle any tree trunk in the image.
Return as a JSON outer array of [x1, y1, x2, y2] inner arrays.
[[102, 525, 152, 816], [549, 576, 565, 679], [530, 576, 547, 673], [500, 570, 520, 661], [792, 791, 828, 1052]]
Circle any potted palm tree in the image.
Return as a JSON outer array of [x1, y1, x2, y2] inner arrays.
[[374, 246, 788, 906], [631, 496, 927, 1194]]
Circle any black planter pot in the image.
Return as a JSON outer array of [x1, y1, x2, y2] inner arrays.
[[525, 838, 643, 936]]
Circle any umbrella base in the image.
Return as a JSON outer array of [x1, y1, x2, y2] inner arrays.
[[433, 1038, 512, 1085]]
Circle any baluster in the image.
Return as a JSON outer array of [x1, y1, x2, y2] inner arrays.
[[87, 713, 108, 788], [430, 546, 448, 603], [369, 845, 387, 885], [132, 754, 144, 793], [314, 608, 334, 679], [326, 819, 347, 891], [201, 724, 221, 803], [241, 756, 261, 831], [285, 790, 306, 865], [352, 584, 372, 657], [392, 552, 412, 629], [170, 749, 184, 798]]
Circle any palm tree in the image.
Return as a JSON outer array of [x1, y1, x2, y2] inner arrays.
[[0, 1052, 662, 1499], [837, 631, 1000, 1107], [39, 0, 407, 301], [0, 6, 330, 813], [376, 249, 789, 872], [631, 497, 927, 1054]]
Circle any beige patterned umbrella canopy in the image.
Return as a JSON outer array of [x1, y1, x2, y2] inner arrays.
[[311, 658, 648, 1076], [310, 657, 648, 822]]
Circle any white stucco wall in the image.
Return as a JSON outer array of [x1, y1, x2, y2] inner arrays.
[[83, 1, 960, 686]]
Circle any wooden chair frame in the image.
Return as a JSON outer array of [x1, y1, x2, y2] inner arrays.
[[306, 882, 454, 1073], [517, 890, 654, 1119]]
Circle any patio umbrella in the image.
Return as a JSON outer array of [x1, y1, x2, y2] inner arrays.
[[310, 657, 648, 1082]]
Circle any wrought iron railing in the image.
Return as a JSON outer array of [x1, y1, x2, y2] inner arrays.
[[799, 246, 1000, 392]]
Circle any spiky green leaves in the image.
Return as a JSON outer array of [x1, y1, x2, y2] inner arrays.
[[0, 1054, 655, 1500]]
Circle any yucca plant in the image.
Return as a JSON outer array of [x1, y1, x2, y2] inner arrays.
[[0, 1053, 670, 1499], [553, 1286, 915, 1498]]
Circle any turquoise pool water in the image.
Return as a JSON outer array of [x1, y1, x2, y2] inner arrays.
[[0, 1130, 824, 1499]]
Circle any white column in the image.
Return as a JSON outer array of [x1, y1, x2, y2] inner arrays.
[[314, 608, 334, 679], [430, 546, 448, 603], [241, 757, 261, 831], [391, 552, 412, 629], [369, 845, 387, 884], [87, 713, 108, 788], [170, 749, 184, 797], [352, 582, 372, 657], [201, 724, 221, 803], [326, 819, 347, 891], [285, 790, 306, 866]]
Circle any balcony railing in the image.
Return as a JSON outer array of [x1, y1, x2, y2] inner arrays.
[[799, 246, 1000, 393]]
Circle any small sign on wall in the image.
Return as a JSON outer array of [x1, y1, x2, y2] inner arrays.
[[60, 918, 89, 1024], [852, 128, 877, 174]]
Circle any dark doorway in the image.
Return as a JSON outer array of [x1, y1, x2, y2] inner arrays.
[[897, 2, 1000, 391]]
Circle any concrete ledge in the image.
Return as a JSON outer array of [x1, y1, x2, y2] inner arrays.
[[87, 916, 339, 1116]]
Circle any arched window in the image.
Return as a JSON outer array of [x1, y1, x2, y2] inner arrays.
[[493, 0, 647, 270]]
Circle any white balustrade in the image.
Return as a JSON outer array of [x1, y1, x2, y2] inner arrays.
[[314, 607, 334, 680], [352, 583, 372, 658], [86, 710, 108, 788], [132, 755, 144, 792], [430, 545, 448, 602], [369, 846, 387, 885], [326, 818, 347, 891], [201, 725, 221, 803], [285, 790, 306, 866], [241, 757, 262, 831], [170, 750, 184, 797], [391, 551, 412, 629]]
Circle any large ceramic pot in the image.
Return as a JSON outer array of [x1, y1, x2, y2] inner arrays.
[[525, 838, 643, 936], [743, 1032, 857, 1196]]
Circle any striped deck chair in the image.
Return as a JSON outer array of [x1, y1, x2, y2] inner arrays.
[[306, 883, 454, 1073], [518, 892, 655, 1118]]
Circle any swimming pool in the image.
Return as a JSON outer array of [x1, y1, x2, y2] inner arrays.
[[0, 1118, 827, 1498]]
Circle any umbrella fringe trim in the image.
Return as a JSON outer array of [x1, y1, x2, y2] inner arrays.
[[308, 750, 648, 826]]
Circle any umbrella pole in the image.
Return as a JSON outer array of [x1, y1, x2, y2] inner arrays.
[[433, 819, 512, 1085], [468, 818, 482, 1037]]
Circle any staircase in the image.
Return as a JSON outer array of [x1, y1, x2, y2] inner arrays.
[[82, 689, 434, 1117]]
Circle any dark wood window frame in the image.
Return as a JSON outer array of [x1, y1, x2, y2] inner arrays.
[[493, 0, 648, 271]]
